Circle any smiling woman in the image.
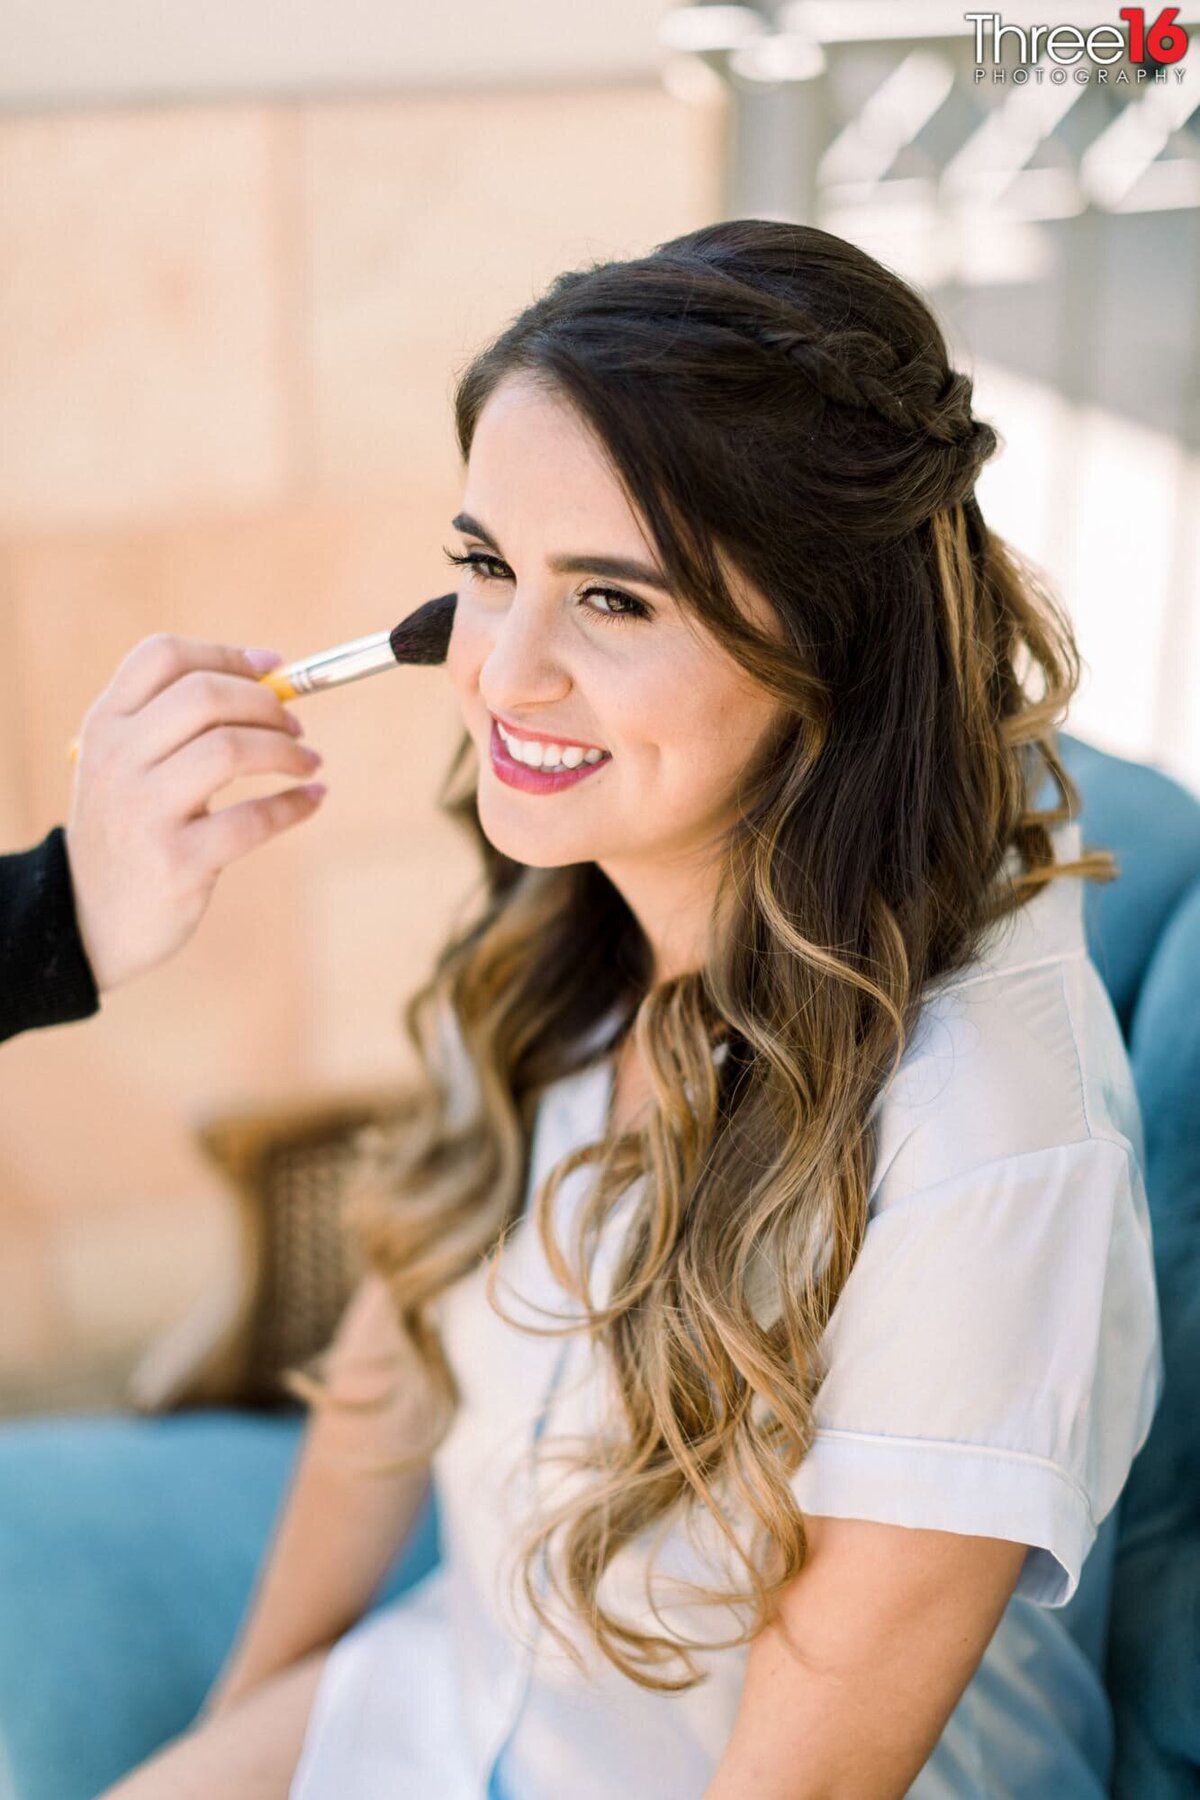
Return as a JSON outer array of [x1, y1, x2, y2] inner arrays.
[[100, 219, 1162, 1800], [438, 371, 792, 944]]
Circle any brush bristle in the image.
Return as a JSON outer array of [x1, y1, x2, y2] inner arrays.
[[388, 591, 458, 666]]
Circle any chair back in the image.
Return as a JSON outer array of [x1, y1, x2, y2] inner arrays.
[[1053, 733, 1200, 1798]]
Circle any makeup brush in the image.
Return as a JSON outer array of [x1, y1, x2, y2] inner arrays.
[[66, 591, 457, 764]]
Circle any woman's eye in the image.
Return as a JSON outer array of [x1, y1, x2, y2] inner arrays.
[[440, 547, 650, 627], [583, 588, 649, 625], [442, 547, 510, 582]]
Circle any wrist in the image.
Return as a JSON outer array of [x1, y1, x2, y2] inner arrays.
[[61, 827, 103, 991], [61, 825, 118, 994]]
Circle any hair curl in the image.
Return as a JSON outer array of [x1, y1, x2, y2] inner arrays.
[[285, 220, 1115, 1690]]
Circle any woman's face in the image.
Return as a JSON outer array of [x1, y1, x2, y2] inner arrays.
[[445, 373, 787, 881]]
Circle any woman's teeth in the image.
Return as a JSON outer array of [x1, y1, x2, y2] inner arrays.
[[496, 721, 606, 769]]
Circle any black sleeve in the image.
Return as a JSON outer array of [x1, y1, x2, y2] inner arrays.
[[0, 825, 101, 1045]]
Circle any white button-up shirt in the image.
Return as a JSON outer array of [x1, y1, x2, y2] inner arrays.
[[290, 821, 1163, 1800]]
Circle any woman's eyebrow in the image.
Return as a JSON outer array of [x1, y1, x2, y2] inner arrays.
[[450, 511, 672, 593]]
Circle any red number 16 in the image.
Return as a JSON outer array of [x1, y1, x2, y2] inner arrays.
[[1119, 7, 1190, 63]]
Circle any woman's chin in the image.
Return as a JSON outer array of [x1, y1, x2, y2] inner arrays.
[[476, 802, 598, 870]]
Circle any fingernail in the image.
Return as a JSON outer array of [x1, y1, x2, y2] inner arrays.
[[301, 782, 327, 802], [244, 648, 284, 673], [300, 746, 323, 767], [284, 712, 305, 737]]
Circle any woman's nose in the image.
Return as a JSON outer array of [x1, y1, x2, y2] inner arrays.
[[478, 593, 571, 708]]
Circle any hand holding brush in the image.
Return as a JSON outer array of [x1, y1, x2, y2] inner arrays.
[[67, 591, 458, 759], [62, 591, 457, 992]]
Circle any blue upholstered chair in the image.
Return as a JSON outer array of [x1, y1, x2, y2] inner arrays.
[[0, 733, 1196, 1800]]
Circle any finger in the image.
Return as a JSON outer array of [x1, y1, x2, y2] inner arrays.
[[134, 667, 304, 771], [159, 725, 323, 819], [188, 781, 327, 872], [102, 634, 283, 718]]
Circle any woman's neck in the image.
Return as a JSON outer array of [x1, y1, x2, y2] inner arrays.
[[606, 1032, 655, 1137]]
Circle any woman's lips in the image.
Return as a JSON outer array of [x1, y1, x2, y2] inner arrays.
[[488, 719, 611, 793]]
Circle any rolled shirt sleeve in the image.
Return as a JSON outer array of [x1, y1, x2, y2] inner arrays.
[[788, 1136, 1164, 1605]]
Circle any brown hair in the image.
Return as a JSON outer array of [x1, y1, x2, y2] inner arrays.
[[286, 220, 1114, 1690]]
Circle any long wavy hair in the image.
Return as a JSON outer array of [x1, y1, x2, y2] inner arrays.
[[285, 219, 1116, 1691]]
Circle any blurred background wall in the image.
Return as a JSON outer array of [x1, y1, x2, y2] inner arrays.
[[0, 7, 725, 1409], [2, 0, 1197, 1412]]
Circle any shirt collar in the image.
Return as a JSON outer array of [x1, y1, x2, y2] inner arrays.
[[930, 818, 1087, 993]]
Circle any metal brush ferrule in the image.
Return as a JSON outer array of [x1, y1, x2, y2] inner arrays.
[[277, 630, 395, 696]]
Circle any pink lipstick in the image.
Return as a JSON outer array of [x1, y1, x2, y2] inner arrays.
[[489, 719, 611, 794]]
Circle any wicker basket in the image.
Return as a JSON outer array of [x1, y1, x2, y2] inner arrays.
[[127, 1087, 418, 1414]]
